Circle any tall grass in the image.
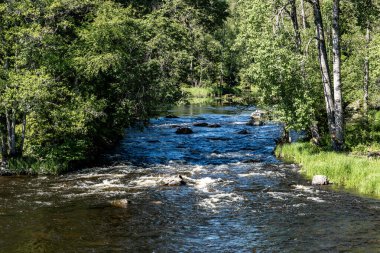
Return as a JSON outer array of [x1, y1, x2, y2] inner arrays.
[[276, 142, 380, 197], [7, 157, 68, 175]]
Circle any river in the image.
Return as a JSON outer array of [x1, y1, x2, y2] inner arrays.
[[0, 105, 379, 252]]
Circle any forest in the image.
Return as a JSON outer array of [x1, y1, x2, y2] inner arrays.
[[0, 0, 379, 175]]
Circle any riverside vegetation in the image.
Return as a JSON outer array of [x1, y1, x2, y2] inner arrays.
[[0, 0, 380, 197]]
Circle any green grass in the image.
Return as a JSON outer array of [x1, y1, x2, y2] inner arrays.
[[276, 142, 380, 198], [182, 86, 214, 98], [6, 157, 68, 175], [181, 85, 258, 105]]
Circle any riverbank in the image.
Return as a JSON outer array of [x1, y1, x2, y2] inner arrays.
[[275, 142, 380, 198], [181, 86, 258, 105]]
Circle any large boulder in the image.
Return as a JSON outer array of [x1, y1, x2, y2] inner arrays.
[[312, 175, 329, 185], [176, 127, 193, 134], [159, 175, 186, 186]]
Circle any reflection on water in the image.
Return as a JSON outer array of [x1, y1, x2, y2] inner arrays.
[[0, 105, 379, 252]]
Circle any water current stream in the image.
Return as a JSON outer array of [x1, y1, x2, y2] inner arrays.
[[0, 105, 379, 252]]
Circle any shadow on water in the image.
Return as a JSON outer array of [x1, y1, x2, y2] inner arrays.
[[0, 105, 379, 252]]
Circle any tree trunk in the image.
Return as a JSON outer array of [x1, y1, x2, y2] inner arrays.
[[1, 134, 7, 164], [332, 0, 344, 151], [364, 23, 370, 113], [310, 0, 336, 146], [289, 0, 302, 52], [301, 0, 307, 29], [20, 113, 27, 156], [6, 110, 16, 157], [310, 122, 321, 146]]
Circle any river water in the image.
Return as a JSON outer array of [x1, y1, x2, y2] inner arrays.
[[0, 105, 379, 252]]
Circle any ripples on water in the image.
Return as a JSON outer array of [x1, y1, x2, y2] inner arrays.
[[0, 105, 379, 252]]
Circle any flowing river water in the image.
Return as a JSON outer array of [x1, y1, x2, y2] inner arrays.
[[0, 105, 379, 252]]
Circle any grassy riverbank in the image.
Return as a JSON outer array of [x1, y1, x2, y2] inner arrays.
[[181, 86, 258, 105], [276, 142, 380, 197]]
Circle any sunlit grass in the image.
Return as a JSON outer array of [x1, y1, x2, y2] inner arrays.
[[6, 157, 68, 175], [276, 142, 380, 197], [182, 86, 214, 98]]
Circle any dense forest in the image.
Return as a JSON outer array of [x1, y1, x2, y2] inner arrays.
[[0, 0, 379, 173]]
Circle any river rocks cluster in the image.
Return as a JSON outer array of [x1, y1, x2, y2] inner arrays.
[[246, 109, 268, 126], [169, 110, 267, 135]]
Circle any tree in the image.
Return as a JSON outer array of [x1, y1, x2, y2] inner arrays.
[[332, 0, 344, 151]]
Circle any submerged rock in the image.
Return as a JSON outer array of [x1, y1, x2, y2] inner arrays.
[[207, 137, 231, 141], [159, 175, 186, 186], [242, 159, 261, 163], [312, 175, 329, 185], [193, 122, 209, 127], [237, 129, 250, 135], [165, 114, 179, 119], [110, 199, 131, 208], [208, 124, 221, 128], [176, 127, 193, 134]]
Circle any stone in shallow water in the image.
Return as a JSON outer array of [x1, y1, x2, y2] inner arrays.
[[110, 199, 131, 208], [312, 175, 329, 185], [193, 122, 209, 127], [246, 119, 264, 126], [237, 129, 250, 134], [165, 114, 179, 119], [208, 124, 221, 128], [175, 127, 193, 134], [159, 175, 186, 186]]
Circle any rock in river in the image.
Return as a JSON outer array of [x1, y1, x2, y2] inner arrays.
[[159, 175, 187, 186], [237, 129, 250, 135], [246, 119, 264, 126], [176, 127, 193, 134], [165, 114, 179, 119], [193, 122, 209, 127], [110, 199, 131, 208], [312, 175, 329, 185], [208, 123, 221, 128]]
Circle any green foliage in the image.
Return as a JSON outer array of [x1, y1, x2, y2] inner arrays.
[[0, 0, 229, 173], [276, 142, 380, 197]]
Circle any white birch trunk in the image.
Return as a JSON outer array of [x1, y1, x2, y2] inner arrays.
[[332, 0, 344, 151]]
